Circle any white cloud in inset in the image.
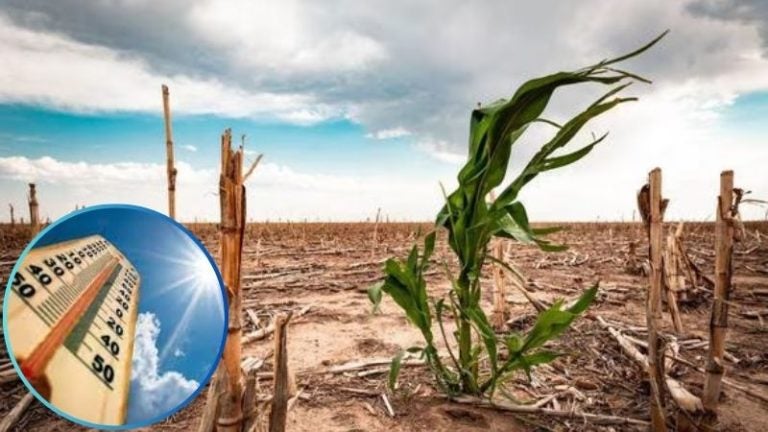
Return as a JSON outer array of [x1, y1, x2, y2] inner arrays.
[[128, 312, 199, 422], [180, 144, 197, 152]]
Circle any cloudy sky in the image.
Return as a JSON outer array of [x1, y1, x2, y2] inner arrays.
[[0, 0, 767, 222]]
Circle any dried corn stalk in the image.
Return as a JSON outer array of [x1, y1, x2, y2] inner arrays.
[[162, 84, 177, 219], [28, 183, 39, 238], [703, 170, 739, 416], [196, 129, 264, 432], [638, 168, 668, 432], [662, 224, 685, 333], [217, 129, 247, 431]]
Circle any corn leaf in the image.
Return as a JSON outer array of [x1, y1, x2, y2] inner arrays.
[[374, 32, 664, 396], [367, 281, 384, 313], [389, 350, 405, 391]]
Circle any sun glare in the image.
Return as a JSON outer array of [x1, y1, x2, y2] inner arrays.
[[146, 243, 224, 363]]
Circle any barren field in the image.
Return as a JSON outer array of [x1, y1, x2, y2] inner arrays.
[[1, 221, 767, 431]]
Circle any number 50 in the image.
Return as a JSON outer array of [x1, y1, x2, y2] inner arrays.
[[91, 354, 115, 383]]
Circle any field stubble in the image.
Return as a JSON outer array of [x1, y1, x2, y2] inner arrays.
[[0, 221, 767, 431]]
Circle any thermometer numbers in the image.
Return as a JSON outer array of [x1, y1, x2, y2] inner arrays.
[[91, 354, 115, 384], [12, 272, 37, 298], [107, 317, 124, 336], [68, 251, 83, 265], [43, 257, 66, 277], [116, 296, 130, 311], [100, 334, 120, 357], [55, 253, 76, 270], [119, 289, 131, 302], [26, 264, 52, 286]]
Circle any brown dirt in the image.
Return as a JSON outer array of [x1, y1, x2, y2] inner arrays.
[[1, 221, 767, 431]]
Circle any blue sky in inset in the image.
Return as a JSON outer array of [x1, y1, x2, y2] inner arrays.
[[33, 206, 226, 423]]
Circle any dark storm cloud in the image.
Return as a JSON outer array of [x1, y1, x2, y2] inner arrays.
[[688, 0, 768, 55], [1, 0, 767, 153], [2, 0, 222, 77]]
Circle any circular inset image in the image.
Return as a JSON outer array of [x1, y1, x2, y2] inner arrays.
[[2, 205, 227, 429]]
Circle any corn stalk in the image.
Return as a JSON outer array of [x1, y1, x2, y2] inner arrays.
[[162, 84, 177, 220], [703, 170, 739, 415], [27, 183, 39, 238], [370, 32, 666, 396], [216, 129, 246, 432], [203, 130, 261, 432]]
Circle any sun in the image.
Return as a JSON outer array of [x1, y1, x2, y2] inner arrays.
[[142, 243, 224, 363], [190, 251, 220, 294]]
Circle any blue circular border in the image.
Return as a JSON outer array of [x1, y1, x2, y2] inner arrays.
[[2, 204, 228, 430]]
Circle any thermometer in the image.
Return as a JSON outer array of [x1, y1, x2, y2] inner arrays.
[[6, 234, 140, 425]]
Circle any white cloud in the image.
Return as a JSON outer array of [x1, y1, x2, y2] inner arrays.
[[415, 137, 465, 165], [0, 156, 211, 185], [129, 312, 199, 422], [188, 0, 387, 73], [4, 1, 768, 147], [180, 144, 197, 152], [365, 127, 411, 140], [0, 133, 48, 144], [0, 13, 339, 123], [173, 348, 185, 358], [0, 155, 450, 221]]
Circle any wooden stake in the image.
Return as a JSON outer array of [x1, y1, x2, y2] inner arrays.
[[269, 314, 291, 432], [216, 129, 246, 432], [9, 203, 14, 227], [703, 170, 736, 414], [639, 168, 668, 432], [28, 183, 39, 238], [162, 84, 177, 220]]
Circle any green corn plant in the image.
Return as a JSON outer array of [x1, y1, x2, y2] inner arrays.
[[369, 32, 667, 396]]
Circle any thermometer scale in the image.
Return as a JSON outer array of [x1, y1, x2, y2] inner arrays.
[[6, 234, 140, 425]]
